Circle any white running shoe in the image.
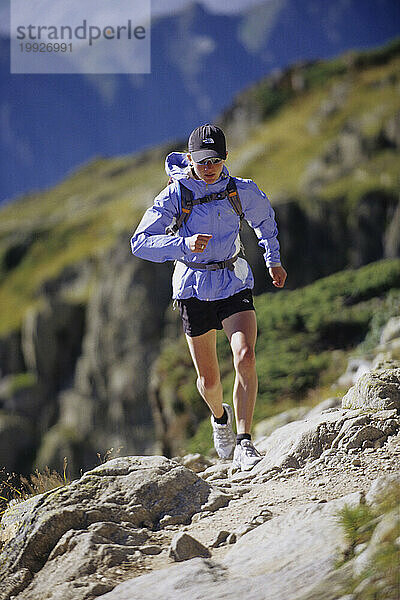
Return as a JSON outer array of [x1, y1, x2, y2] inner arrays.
[[211, 403, 236, 459], [232, 439, 263, 471]]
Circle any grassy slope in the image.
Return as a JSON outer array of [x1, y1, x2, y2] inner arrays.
[[229, 50, 400, 201], [0, 40, 399, 337], [0, 154, 167, 333]]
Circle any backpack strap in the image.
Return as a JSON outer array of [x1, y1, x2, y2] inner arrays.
[[165, 177, 244, 235], [165, 182, 194, 235], [226, 177, 244, 229]]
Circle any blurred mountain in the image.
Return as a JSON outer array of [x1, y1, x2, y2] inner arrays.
[[1, 0, 399, 203]]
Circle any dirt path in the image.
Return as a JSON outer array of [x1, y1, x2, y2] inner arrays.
[[111, 431, 400, 580]]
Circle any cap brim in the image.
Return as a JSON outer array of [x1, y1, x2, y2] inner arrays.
[[190, 149, 225, 162]]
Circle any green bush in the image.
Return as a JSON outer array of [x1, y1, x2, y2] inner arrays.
[[337, 480, 400, 600]]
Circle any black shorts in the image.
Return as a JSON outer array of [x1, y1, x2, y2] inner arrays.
[[177, 289, 255, 337]]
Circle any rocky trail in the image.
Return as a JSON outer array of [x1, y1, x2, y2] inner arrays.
[[1, 405, 399, 600], [1, 319, 399, 600]]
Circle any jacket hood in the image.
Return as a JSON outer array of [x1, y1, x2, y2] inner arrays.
[[165, 152, 230, 194]]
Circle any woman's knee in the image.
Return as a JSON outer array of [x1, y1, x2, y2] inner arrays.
[[234, 345, 256, 373]]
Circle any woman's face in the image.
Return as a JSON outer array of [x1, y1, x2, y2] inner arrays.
[[187, 153, 226, 184]]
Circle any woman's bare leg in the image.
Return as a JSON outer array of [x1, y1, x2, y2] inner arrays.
[[185, 329, 224, 418], [222, 310, 258, 434]]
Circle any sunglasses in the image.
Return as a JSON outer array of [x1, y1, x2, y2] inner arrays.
[[194, 157, 223, 165]]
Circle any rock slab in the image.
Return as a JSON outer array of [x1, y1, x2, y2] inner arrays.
[[0, 456, 213, 600], [98, 493, 362, 600], [342, 363, 400, 411]]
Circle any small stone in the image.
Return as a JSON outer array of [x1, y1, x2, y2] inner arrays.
[[210, 530, 230, 548], [201, 492, 232, 513], [169, 532, 211, 562], [191, 514, 202, 523], [251, 516, 266, 526], [235, 523, 256, 537], [140, 545, 163, 555], [352, 458, 362, 467], [227, 533, 237, 544]]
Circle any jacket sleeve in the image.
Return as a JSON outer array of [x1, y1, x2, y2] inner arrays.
[[130, 184, 190, 263], [240, 180, 281, 267]]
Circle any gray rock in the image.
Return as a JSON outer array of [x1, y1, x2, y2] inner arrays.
[[0, 372, 40, 419], [254, 406, 310, 442], [140, 545, 163, 555], [210, 530, 230, 548], [38, 240, 174, 476], [250, 409, 400, 478], [0, 456, 213, 600], [0, 412, 34, 472], [199, 463, 230, 480], [342, 364, 400, 411], [169, 532, 211, 562], [305, 397, 342, 418], [99, 493, 362, 600], [380, 316, 400, 345], [21, 298, 85, 397], [200, 490, 232, 513], [337, 359, 371, 389], [253, 410, 351, 474], [173, 453, 213, 473], [365, 474, 400, 505]]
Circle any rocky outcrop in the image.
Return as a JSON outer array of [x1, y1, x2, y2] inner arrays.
[[273, 192, 400, 288], [35, 238, 174, 476], [0, 456, 228, 600], [22, 300, 85, 396], [0, 232, 176, 476], [342, 361, 400, 412], [252, 408, 399, 477]]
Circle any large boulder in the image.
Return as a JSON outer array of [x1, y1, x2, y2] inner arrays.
[[0, 456, 220, 600], [341, 362, 400, 412]]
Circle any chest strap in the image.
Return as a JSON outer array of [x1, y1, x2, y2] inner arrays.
[[166, 177, 243, 236]]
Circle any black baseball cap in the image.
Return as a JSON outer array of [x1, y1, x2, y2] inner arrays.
[[188, 123, 227, 162]]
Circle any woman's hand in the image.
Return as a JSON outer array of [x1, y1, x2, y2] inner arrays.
[[268, 266, 287, 288], [186, 234, 212, 253]]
